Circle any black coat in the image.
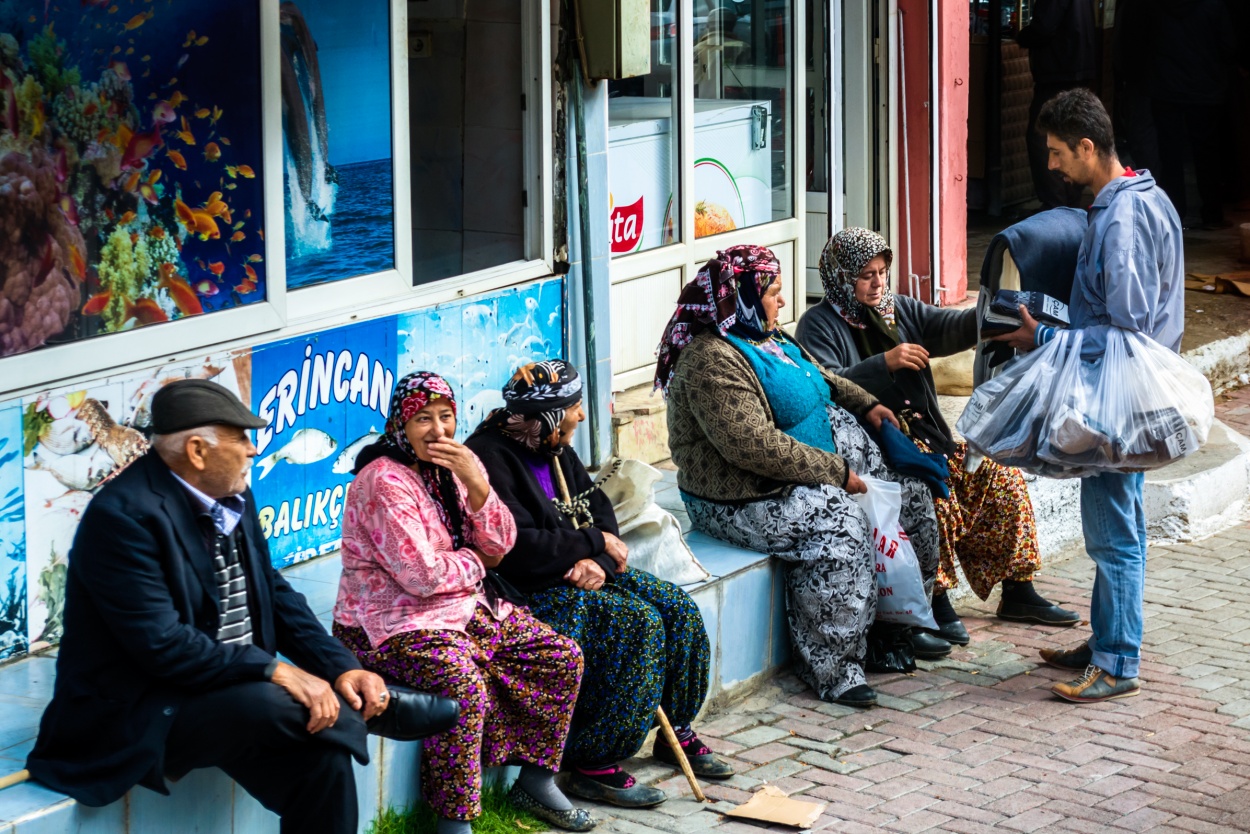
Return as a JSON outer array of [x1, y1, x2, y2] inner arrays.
[[794, 295, 978, 446], [1142, 0, 1236, 105], [1016, 0, 1097, 85], [465, 431, 619, 595], [26, 451, 360, 807]]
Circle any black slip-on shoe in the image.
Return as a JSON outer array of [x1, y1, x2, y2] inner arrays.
[[833, 684, 877, 708], [997, 599, 1081, 626], [908, 629, 953, 660], [653, 733, 735, 779], [1039, 642, 1093, 671], [932, 619, 970, 646], [366, 687, 459, 742], [508, 784, 597, 830], [563, 771, 666, 808]]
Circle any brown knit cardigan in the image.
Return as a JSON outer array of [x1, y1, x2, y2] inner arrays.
[[665, 331, 879, 503]]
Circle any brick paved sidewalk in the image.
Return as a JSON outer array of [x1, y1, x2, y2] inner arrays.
[[573, 520, 1250, 834], [1216, 383, 1250, 439]]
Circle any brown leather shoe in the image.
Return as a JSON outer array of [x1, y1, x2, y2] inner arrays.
[[1039, 643, 1092, 671], [1052, 665, 1140, 703]]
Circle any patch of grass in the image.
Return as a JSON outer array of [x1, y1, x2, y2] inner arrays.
[[367, 784, 550, 834]]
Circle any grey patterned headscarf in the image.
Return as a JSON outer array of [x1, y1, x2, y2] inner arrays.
[[818, 228, 895, 330]]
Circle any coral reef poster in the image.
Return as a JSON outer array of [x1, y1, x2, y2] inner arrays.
[[20, 354, 249, 649], [0, 0, 267, 360], [280, 0, 394, 289], [249, 317, 396, 568], [0, 403, 25, 661], [398, 280, 566, 435]]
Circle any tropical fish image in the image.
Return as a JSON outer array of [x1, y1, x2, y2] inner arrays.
[[332, 430, 382, 474], [256, 428, 338, 479], [0, 1, 267, 358]]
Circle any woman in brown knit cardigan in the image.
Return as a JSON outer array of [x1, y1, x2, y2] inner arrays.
[[655, 245, 942, 708]]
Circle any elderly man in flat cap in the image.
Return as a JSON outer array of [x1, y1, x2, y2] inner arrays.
[[27, 380, 456, 834]]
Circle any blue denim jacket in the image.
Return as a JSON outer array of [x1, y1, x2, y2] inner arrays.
[[1036, 169, 1184, 357]]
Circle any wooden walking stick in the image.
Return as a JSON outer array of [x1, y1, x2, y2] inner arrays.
[[0, 769, 30, 790], [655, 706, 707, 802]]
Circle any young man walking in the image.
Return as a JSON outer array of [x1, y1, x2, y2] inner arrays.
[[992, 88, 1184, 703]]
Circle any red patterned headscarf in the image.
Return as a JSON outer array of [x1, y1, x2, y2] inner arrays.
[[653, 245, 782, 395], [354, 371, 471, 548]]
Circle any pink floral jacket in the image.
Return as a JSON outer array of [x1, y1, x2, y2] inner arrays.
[[333, 455, 517, 648]]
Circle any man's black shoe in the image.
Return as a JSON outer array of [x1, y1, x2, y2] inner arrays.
[[1039, 642, 1093, 671], [997, 600, 1080, 626], [907, 629, 952, 660], [366, 687, 459, 741]]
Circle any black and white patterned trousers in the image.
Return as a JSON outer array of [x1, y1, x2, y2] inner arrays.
[[685, 405, 939, 700]]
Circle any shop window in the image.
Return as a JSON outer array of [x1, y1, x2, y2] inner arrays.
[[691, 0, 793, 237], [606, 0, 681, 258], [408, 0, 527, 284], [280, 0, 396, 289], [0, 1, 268, 360]]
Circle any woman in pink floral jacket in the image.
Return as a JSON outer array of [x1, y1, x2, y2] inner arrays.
[[333, 371, 593, 834]]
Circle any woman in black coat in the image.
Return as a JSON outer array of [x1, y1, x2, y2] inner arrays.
[[795, 228, 1078, 643], [466, 360, 731, 810]]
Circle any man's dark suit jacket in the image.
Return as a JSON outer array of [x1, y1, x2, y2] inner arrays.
[[26, 451, 361, 807]]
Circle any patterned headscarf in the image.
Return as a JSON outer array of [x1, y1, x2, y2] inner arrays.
[[818, 227, 895, 330], [474, 360, 583, 458], [354, 371, 471, 549], [653, 245, 783, 395]]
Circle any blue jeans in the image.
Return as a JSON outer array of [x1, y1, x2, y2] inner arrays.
[[1080, 471, 1147, 679]]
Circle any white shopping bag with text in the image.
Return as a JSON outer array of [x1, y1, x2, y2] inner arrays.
[[853, 476, 937, 630]]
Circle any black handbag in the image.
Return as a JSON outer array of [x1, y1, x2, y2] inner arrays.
[[864, 622, 917, 674]]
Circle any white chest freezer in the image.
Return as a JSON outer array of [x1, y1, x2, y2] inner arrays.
[[607, 97, 773, 256]]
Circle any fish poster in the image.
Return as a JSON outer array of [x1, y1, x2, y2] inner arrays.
[[398, 279, 566, 436], [0, 403, 25, 661], [280, 0, 394, 289], [0, 0, 267, 360], [250, 317, 396, 567], [19, 353, 249, 648]]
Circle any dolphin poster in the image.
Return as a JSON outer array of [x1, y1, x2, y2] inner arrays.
[[280, 0, 395, 288], [250, 317, 396, 567]]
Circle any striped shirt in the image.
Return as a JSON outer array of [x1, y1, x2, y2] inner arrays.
[[171, 473, 254, 646]]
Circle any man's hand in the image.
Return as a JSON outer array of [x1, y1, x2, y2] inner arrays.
[[884, 343, 930, 372], [602, 532, 629, 574], [863, 404, 900, 431], [989, 304, 1040, 352], [271, 661, 340, 733], [564, 558, 607, 590], [844, 470, 867, 495], [335, 669, 390, 721]]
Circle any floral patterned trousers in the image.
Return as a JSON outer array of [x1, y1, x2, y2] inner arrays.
[[685, 405, 940, 701], [925, 440, 1043, 599], [334, 606, 583, 821], [527, 568, 710, 766]]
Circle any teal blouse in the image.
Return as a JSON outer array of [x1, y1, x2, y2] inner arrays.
[[725, 333, 837, 454]]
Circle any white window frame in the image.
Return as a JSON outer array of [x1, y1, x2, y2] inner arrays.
[[0, 0, 553, 400], [607, 0, 807, 391]]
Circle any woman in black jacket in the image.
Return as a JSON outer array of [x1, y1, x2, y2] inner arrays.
[[466, 360, 731, 810], [795, 228, 1078, 644]]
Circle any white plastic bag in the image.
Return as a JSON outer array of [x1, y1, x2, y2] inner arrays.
[[854, 476, 937, 630], [957, 328, 1213, 477], [597, 459, 710, 586]]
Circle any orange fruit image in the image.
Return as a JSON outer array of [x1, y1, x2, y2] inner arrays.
[[694, 200, 736, 238]]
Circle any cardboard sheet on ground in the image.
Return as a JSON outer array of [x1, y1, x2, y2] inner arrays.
[[1186, 272, 1250, 298], [723, 786, 826, 828]]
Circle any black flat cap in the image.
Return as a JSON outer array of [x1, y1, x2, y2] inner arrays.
[[150, 379, 269, 434]]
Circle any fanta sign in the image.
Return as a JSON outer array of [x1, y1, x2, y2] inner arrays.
[[609, 197, 643, 254]]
